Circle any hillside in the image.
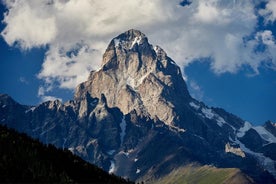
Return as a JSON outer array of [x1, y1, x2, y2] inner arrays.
[[0, 124, 133, 183], [148, 165, 254, 184]]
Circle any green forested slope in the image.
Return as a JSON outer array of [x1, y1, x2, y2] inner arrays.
[[0, 124, 133, 183]]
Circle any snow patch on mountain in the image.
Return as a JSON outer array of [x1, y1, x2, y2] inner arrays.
[[120, 116, 126, 146], [253, 126, 276, 144], [201, 107, 215, 119], [125, 71, 152, 90], [107, 150, 116, 156], [131, 36, 142, 48], [169, 125, 186, 133], [86, 139, 96, 147], [136, 168, 141, 174], [25, 106, 36, 113], [126, 77, 135, 89], [191, 102, 229, 128], [109, 160, 115, 174], [237, 121, 252, 138], [138, 73, 150, 86], [189, 101, 200, 110], [199, 107, 229, 127], [114, 38, 120, 47], [216, 116, 226, 127], [40, 124, 56, 136], [234, 138, 276, 177]]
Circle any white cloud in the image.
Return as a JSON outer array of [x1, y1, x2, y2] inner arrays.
[[37, 43, 101, 89], [255, 30, 276, 69], [257, 30, 275, 46], [259, 0, 276, 23], [37, 85, 62, 102], [149, 0, 260, 74], [1, 0, 57, 49], [1, 0, 276, 100], [189, 80, 204, 100], [194, 1, 220, 23]]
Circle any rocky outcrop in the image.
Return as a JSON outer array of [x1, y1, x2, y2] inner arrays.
[[74, 29, 190, 126], [225, 143, 245, 158]]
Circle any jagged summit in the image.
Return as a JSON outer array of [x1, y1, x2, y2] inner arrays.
[[75, 29, 190, 126], [109, 29, 147, 50], [106, 29, 169, 62], [102, 29, 152, 67]]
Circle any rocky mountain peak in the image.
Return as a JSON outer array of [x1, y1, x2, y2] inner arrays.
[[75, 29, 190, 126], [102, 29, 154, 69], [1, 30, 276, 183], [108, 29, 148, 51]]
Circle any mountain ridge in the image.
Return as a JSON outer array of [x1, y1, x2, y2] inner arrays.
[[1, 29, 276, 183]]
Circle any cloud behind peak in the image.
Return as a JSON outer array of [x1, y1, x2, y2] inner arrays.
[[1, 0, 276, 100]]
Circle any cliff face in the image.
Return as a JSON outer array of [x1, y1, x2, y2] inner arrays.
[[75, 29, 190, 126], [1, 30, 276, 183]]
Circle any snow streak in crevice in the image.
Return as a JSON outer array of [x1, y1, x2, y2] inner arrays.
[[120, 116, 126, 146]]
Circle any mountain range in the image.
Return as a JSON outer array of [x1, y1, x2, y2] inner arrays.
[[1, 29, 276, 183]]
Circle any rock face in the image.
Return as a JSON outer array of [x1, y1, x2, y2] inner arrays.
[[75, 29, 190, 126], [1, 30, 276, 183]]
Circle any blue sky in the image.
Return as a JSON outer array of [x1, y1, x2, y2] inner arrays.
[[0, 0, 276, 125]]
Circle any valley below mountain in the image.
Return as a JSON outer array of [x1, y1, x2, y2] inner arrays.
[[1, 29, 276, 183]]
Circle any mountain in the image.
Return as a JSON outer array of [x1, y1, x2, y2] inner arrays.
[[0, 124, 133, 183], [1, 29, 276, 183]]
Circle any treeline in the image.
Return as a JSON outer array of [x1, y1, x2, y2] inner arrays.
[[0, 124, 133, 183]]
